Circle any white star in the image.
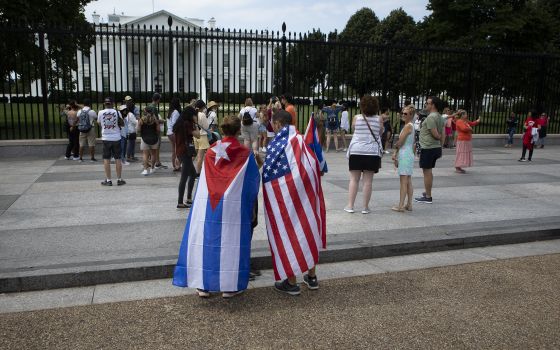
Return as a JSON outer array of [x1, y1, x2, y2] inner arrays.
[[266, 165, 271, 170], [282, 165, 288, 170], [210, 141, 231, 165], [273, 169, 278, 175], [264, 173, 268, 178]]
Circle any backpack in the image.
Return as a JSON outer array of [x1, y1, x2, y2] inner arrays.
[[77, 109, 92, 133], [242, 109, 254, 126]]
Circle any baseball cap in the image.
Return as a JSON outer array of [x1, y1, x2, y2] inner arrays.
[[118, 104, 127, 111], [124, 96, 133, 101]]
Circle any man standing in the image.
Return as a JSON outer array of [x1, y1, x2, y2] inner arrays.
[[281, 94, 297, 128], [77, 98, 98, 162], [415, 96, 444, 204], [97, 97, 126, 186], [263, 110, 326, 296]]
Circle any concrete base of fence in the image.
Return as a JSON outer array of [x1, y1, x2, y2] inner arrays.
[[1, 134, 559, 158]]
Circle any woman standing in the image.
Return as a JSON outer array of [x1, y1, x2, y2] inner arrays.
[[339, 104, 349, 151], [207, 101, 219, 132], [137, 110, 160, 175], [391, 105, 415, 212], [64, 100, 81, 160], [173, 106, 199, 209], [167, 97, 182, 171], [257, 104, 268, 152], [118, 105, 130, 165], [344, 96, 384, 214], [519, 111, 539, 162], [454, 110, 480, 173], [126, 106, 138, 162]]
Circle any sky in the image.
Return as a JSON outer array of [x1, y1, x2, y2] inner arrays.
[[85, 0, 431, 34]]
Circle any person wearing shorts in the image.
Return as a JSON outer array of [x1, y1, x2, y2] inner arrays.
[[78, 98, 98, 162], [97, 97, 126, 186], [415, 96, 445, 204], [193, 100, 209, 174], [239, 97, 259, 155]]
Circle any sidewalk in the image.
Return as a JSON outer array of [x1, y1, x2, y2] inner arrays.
[[1, 145, 560, 292]]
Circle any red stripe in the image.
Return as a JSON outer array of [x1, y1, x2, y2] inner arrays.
[[263, 185, 294, 279], [270, 178, 309, 275], [284, 172, 319, 263], [291, 137, 322, 241]]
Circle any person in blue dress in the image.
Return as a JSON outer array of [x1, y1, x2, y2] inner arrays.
[[391, 105, 416, 212]]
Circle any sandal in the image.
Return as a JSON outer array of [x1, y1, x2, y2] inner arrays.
[[391, 206, 405, 212]]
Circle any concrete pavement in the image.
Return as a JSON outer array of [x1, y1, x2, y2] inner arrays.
[[1, 247, 559, 349], [1, 145, 560, 292]]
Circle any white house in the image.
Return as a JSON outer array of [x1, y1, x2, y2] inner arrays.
[[32, 10, 275, 99]]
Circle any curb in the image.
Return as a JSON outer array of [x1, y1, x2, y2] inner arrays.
[[2, 224, 559, 293]]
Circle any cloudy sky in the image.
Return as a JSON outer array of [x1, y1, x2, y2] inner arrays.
[[85, 0, 430, 34]]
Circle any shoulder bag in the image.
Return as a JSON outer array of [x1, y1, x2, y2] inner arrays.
[[363, 115, 384, 157]]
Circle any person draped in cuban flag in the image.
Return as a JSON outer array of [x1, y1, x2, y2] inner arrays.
[[173, 115, 260, 299], [263, 110, 327, 296]]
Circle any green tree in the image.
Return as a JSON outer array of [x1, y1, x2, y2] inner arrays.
[[0, 0, 94, 92]]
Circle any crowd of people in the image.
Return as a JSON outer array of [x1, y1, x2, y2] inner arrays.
[[59, 92, 552, 298]]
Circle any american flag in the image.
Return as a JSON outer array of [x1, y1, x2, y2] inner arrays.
[[263, 125, 326, 281]]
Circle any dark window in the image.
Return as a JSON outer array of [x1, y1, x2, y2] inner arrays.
[[102, 50, 109, 65], [223, 78, 229, 93], [258, 55, 265, 69], [223, 53, 229, 68], [83, 77, 91, 92], [240, 78, 246, 93], [240, 54, 247, 68]]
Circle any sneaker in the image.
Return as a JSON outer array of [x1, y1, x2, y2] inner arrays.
[[518, 158, 527, 162], [149, 168, 155, 174], [122, 160, 129, 166], [343, 207, 355, 213], [101, 180, 112, 186], [528, 159, 532, 162], [414, 196, 433, 204], [141, 169, 149, 176], [64, 156, 71, 160], [79, 158, 84, 162], [185, 199, 193, 208], [222, 290, 244, 299], [361, 208, 371, 214], [274, 279, 301, 296], [196, 289, 210, 298], [303, 274, 319, 290], [90, 158, 98, 162], [155, 163, 168, 169], [117, 179, 126, 186], [342, 148, 347, 151], [72, 156, 80, 161]]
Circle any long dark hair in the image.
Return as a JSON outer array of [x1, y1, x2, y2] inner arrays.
[[168, 97, 182, 119], [173, 106, 196, 135]]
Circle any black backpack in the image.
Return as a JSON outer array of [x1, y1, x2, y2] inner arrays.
[[77, 108, 92, 133], [242, 110, 254, 126]]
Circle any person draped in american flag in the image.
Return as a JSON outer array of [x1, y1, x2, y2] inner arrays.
[[173, 115, 260, 299], [263, 110, 326, 296]]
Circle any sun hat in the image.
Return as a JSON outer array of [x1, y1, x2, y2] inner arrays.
[[207, 101, 219, 109], [118, 104, 127, 111], [124, 96, 133, 101]]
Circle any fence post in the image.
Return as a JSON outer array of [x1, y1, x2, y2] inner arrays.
[[536, 54, 548, 112], [281, 22, 287, 94], [382, 46, 389, 108], [38, 32, 51, 139], [465, 48, 474, 114], [167, 16, 174, 97]]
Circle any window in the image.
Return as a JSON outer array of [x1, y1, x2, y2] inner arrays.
[[178, 78, 184, 92], [102, 77, 110, 91], [83, 55, 90, 66], [102, 49, 109, 65], [240, 78, 246, 93], [258, 79, 264, 93], [206, 78, 212, 91], [133, 77, 140, 91], [258, 55, 265, 69], [206, 53, 213, 67], [240, 54, 247, 68], [223, 78, 229, 93], [223, 53, 229, 68], [83, 77, 91, 92]]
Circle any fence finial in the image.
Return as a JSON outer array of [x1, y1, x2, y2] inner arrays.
[[282, 22, 286, 33]]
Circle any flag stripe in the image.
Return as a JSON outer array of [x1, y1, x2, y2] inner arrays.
[[203, 198, 222, 291], [263, 186, 291, 279], [271, 178, 309, 274]]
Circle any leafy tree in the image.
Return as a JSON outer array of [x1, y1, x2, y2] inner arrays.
[[0, 0, 95, 92]]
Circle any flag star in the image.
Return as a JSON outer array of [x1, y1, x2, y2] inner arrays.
[[266, 154, 271, 159], [264, 173, 268, 178], [273, 169, 278, 174], [266, 165, 271, 170], [210, 141, 231, 165], [282, 165, 288, 170]]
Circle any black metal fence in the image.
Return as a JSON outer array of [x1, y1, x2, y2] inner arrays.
[[1, 19, 560, 139]]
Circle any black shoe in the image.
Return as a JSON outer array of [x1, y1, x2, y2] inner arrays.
[[249, 269, 262, 281], [414, 196, 432, 204], [90, 158, 98, 162], [101, 180, 112, 186], [177, 203, 188, 209], [528, 159, 532, 162], [117, 179, 126, 186], [303, 274, 319, 290], [274, 279, 301, 296], [185, 199, 193, 208]]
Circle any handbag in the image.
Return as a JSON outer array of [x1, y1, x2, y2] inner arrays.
[[197, 122, 221, 145], [363, 115, 384, 157]]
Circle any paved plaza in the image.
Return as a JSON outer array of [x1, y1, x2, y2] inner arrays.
[[1, 145, 560, 292]]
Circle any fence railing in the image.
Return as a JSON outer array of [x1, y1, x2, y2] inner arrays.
[[1, 19, 559, 139]]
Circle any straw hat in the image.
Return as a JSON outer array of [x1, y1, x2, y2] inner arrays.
[[207, 101, 219, 109], [118, 104, 128, 111]]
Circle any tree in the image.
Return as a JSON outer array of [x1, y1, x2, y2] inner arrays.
[[335, 8, 380, 96], [0, 0, 95, 92], [373, 8, 418, 46]]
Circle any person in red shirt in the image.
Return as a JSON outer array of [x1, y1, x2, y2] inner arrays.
[[518, 110, 540, 162], [454, 110, 480, 174], [536, 112, 550, 148], [281, 94, 297, 128]]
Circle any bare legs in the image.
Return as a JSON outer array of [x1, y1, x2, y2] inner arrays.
[[347, 170, 374, 210], [325, 129, 341, 152], [195, 149, 206, 174], [422, 168, 433, 198], [394, 175, 413, 211]]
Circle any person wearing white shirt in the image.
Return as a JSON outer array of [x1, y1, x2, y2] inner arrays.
[[206, 101, 219, 132], [97, 97, 125, 186], [238, 97, 259, 155], [167, 97, 182, 171]]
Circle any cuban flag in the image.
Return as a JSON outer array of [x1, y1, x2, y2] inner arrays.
[[304, 114, 328, 173], [173, 137, 260, 292], [263, 125, 326, 281]]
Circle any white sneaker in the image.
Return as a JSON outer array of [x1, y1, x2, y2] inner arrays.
[[72, 156, 80, 160], [149, 168, 154, 174], [141, 169, 149, 176], [122, 160, 129, 165]]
